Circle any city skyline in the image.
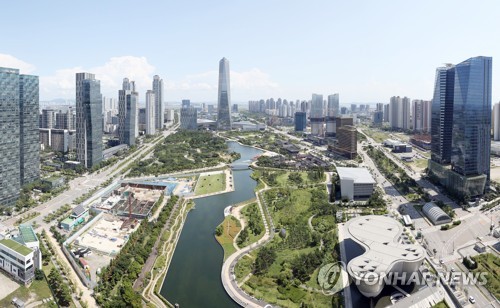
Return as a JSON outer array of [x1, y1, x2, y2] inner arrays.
[[1, 1, 500, 103]]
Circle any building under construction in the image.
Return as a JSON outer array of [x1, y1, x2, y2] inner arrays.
[[111, 182, 167, 219]]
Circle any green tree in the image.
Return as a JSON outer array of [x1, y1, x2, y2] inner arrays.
[[254, 246, 277, 274]]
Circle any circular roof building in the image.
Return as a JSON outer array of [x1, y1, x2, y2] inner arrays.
[[422, 202, 452, 225]]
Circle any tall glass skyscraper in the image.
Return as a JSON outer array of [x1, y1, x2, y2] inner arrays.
[[217, 57, 232, 130], [152, 75, 164, 130], [76, 73, 103, 168], [0, 67, 39, 206], [431, 64, 455, 165], [451, 57, 492, 179], [429, 56, 492, 197], [118, 78, 137, 146]]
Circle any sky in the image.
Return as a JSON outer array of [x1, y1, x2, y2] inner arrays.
[[1, 0, 499, 104]]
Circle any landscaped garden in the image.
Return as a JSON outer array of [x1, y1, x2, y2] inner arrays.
[[127, 131, 233, 177], [236, 186, 343, 307]]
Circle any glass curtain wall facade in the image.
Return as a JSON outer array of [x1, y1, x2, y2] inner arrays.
[[76, 73, 103, 168], [217, 57, 232, 130]]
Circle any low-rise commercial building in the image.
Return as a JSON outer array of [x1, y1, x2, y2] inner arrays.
[[337, 167, 375, 200], [422, 202, 452, 225], [60, 204, 90, 231], [0, 225, 41, 284]]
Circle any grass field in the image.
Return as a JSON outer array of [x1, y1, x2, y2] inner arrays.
[[194, 172, 226, 195], [0, 279, 53, 307], [235, 254, 255, 282], [215, 215, 241, 260]]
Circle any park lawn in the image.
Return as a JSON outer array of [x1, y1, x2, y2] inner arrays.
[[363, 129, 390, 143], [275, 172, 310, 186], [194, 172, 226, 196], [235, 254, 254, 282], [215, 216, 241, 261], [0, 279, 53, 307], [269, 189, 312, 226], [405, 158, 428, 171], [473, 253, 500, 299]]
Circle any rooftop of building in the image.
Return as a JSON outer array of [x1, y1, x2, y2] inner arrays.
[[0, 239, 33, 256], [346, 215, 424, 278], [18, 224, 38, 244], [336, 167, 376, 184]]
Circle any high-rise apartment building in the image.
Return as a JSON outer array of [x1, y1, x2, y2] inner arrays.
[[0, 67, 39, 206], [145, 90, 156, 135], [389, 96, 411, 130], [152, 75, 164, 130], [493, 102, 500, 141], [310, 94, 324, 136], [412, 100, 431, 133], [217, 57, 232, 130], [428, 57, 492, 197], [75, 72, 103, 168], [326, 94, 339, 137], [118, 78, 137, 146]]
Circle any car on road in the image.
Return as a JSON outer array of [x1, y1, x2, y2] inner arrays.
[[469, 296, 475, 304]]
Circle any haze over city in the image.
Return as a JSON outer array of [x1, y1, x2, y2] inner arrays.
[[1, 0, 500, 103]]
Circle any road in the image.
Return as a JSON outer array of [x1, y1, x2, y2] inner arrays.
[[2, 125, 178, 230]]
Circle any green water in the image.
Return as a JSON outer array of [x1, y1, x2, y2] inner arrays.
[[160, 141, 262, 307]]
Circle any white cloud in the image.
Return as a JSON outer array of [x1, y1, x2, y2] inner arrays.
[[0, 54, 36, 74], [39, 56, 156, 100]]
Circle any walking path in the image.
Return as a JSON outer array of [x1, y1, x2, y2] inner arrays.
[[220, 182, 275, 307]]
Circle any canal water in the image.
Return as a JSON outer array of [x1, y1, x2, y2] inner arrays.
[[160, 141, 262, 307]]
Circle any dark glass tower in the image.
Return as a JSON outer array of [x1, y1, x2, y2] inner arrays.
[[451, 57, 492, 180], [217, 57, 232, 130], [19, 74, 40, 185], [0, 67, 39, 206], [76, 73, 103, 168], [430, 65, 455, 164], [429, 56, 492, 197]]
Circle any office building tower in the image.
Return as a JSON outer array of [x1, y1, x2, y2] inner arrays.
[[429, 57, 492, 197], [217, 57, 232, 130], [351, 104, 357, 113], [310, 94, 324, 136], [19, 74, 39, 186], [0, 67, 39, 206], [376, 103, 384, 112], [41, 108, 56, 128], [232, 104, 239, 113], [493, 102, 500, 141], [333, 125, 357, 159], [152, 75, 164, 130], [412, 100, 431, 133], [340, 107, 348, 115], [180, 106, 198, 130], [138, 108, 146, 132], [75, 72, 103, 168], [295, 112, 307, 132], [373, 111, 383, 126], [182, 99, 191, 108], [145, 90, 155, 135], [336, 116, 354, 133], [118, 78, 137, 146], [326, 94, 339, 137]]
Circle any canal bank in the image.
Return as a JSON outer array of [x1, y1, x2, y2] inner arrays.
[[160, 142, 263, 307]]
